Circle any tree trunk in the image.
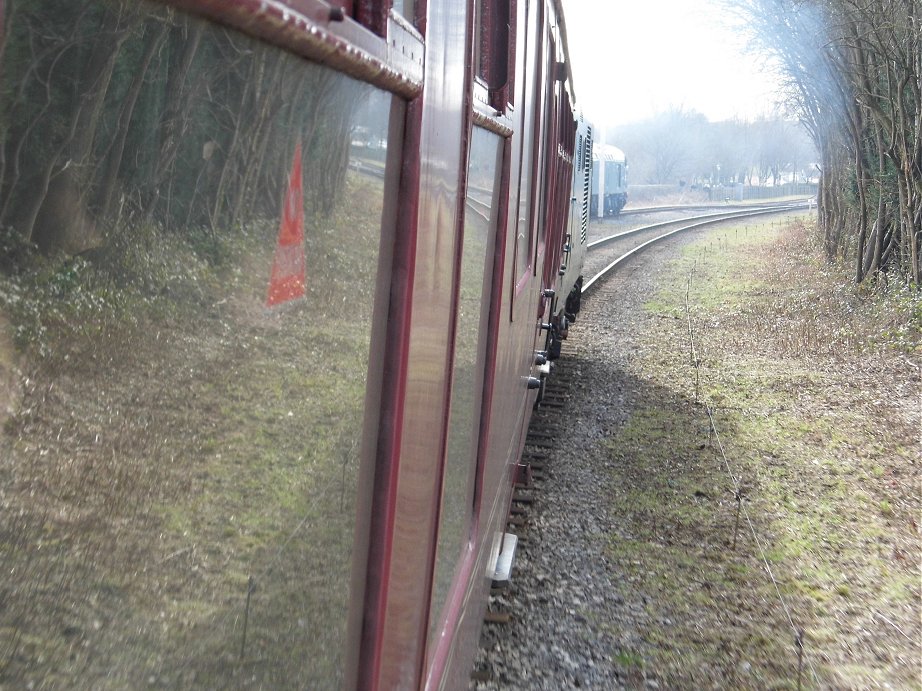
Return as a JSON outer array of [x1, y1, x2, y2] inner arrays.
[[870, 129, 886, 275], [1, 6, 89, 233], [145, 18, 205, 224], [31, 8, 135, 253], [228, 50, 286, 230], [849, 104, 868, 283], [1, 0, 11, 73], [96, 21, 168, 223], [210, 55, 258, 231]]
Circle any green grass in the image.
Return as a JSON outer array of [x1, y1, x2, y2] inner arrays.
[[0, 173, 385, 688], [603, 215, 920, 688]]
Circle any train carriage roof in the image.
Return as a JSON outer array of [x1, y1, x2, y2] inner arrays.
[[592, 144, 626, 164]]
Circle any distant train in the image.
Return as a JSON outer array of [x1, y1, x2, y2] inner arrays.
[[0, 0, 591, 689], [591, 143, 629, 216]]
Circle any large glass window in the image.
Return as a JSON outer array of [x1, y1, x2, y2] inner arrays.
[[0, 2, 395, 688], [428, 126, 502, 644], [512, 2, 540, 289]]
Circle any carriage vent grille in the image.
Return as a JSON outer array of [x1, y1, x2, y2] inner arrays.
[[580, 129, 592, 245]]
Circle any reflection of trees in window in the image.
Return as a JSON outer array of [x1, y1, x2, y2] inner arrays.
[[0, 0, 365, 258], [428, 127, 501, 650], [0, 3, 390, 687]]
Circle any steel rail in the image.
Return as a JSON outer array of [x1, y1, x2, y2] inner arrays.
[[588, 204, 809, 251], [466, 196, 491, 223], [618, 198, 814, 216], [582, 202, 811, 296]]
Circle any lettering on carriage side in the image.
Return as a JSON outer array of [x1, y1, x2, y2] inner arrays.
[[556, 143, 573, 166], [267, 141, 307, 307]]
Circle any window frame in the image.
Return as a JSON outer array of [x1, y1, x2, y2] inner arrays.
[[161, 0, 424, 99], [150, 3, 425, 686]]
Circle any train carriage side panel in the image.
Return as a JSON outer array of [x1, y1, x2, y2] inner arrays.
[[562, 115, 592, 317], [423, 0, 572, 686], [432, 7, 563, 689], [369, 0, 473, 687], [421, 9, 519, 682], [423, 122, 509, 690], [0, 0, 589, 689], [485, 0, 545, 509]]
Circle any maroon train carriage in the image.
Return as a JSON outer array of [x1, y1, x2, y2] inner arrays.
[[545, 111, 593, 363], [0, 0, 586, 688]]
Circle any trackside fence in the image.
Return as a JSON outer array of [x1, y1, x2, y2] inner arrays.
[[628, 183, 818, 205]]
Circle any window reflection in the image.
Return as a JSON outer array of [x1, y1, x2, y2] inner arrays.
[[392, 0, 415, 21], [0, 2, 393, 687], [428, 127, 502, 645]]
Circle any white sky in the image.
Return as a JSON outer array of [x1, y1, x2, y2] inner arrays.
[[562, 0, 785, 128]]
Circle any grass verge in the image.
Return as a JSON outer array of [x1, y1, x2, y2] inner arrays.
[[606, 216, 921, 689], [0, 173, 383, 688]]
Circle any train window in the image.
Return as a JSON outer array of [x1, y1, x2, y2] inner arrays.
[[391, 0, 415, 21], [0, 2, 399, 688], [533, 30, 558, 273], [477, 0, 515, 110], [352, 0, 390, 36], [427, 126, 503, 650]]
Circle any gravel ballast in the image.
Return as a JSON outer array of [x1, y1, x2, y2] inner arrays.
[[471, 216, 921, 689], [472, 234, 691, 690]]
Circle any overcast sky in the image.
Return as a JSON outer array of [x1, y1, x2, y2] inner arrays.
[[562, 0, 785, 129]]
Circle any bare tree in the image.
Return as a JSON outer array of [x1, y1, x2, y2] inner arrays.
[[737, 0, 921, 284]]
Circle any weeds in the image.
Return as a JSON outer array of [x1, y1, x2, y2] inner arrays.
[[605, 215, 921, 688], [0, 173, 385, 687]]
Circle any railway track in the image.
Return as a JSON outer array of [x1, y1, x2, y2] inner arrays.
[[355, 154, 809, 296], [618, 199, 813, 216], [582, 202, 811, 295], [473, 200, 813, 687], [467, 195, 491, 222]]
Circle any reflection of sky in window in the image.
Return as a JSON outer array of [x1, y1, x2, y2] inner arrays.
[[353, 90, 391, 144], [562, 0, 784, 127]]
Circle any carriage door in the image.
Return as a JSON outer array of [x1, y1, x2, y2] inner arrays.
[[426, 122, 504, 663], [425, 0, 514, 679]]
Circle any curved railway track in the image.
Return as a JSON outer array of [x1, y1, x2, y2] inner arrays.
[[582, 202, 812, 295], [353, 155, 811, 296], [618, 199, 813, 216], [474, 200, 815, 687], [467, 195, 491, 222]]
